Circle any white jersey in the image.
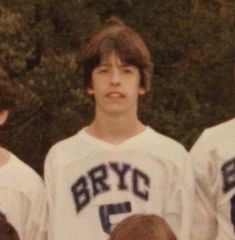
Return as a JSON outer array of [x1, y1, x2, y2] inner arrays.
[[45, 127, 194, 240], [0, 152, 47, 240], [190, 118, 235, 240]]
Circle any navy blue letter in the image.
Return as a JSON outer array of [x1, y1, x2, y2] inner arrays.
[[133, 168, 150, 201], [88, 164, 110, 196], [221, 158, 235, 193], [71, 176, 90, 213], [99, 202, 132, 234], [110, 162, 131, 190]]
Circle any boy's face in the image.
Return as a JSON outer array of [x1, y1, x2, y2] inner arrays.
[[88, 52, 146, 117]]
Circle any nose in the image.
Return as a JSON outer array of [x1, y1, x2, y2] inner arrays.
[[110, 69, 121, 86]]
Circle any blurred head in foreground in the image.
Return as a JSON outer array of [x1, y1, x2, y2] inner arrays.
[[109, 214, 177, 240]]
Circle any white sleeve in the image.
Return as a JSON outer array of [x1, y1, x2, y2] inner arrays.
[[190, 133, 218, 240], [165, 149, 194, 240], [24, 178, 48, 240], [44, 148, 58, 240]]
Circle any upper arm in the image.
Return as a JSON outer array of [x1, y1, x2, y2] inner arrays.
[[190, 133, 218, 240]]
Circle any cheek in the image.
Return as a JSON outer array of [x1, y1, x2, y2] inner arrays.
[[87, 80, 105, 97]]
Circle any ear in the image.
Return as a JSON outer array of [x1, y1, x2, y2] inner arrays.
[[87, 86, 94, 95], [138, 86, 147, 96], [0, 110, 9, 126], [86, 78, 94, 95]]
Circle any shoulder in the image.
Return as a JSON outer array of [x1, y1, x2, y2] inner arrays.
[[50, 130, 83, 152], [142, 128, 193, 187], [143, 128, 189, 164], [45, 129, 90, 167], [1, 153, 45, 196], [191, 118, 235, 153], [147, 128, 187, 153], [47, 129, 85, 158], [202, 118, 235, 138]]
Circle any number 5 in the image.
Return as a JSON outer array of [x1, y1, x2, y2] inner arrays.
[[99, 201, 132, 234]]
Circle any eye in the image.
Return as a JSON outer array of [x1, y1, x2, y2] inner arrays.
[[122, 67, 134, 74], [96, 67, 109, 73]]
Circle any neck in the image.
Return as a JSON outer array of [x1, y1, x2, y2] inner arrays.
[[87, 112, 146, 144], [0, 147, 10, 167]]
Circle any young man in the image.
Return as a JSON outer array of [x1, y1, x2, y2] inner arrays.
[[190, 118, 235, 240], [109, 214, 177, 240], [44, 18, 194, 240], [0, 67, 47, 240]]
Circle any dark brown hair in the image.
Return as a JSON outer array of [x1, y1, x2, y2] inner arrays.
[[0, 219, 20, 240], [0, 67, 14, 111], [82, 17, 153, 91], [110, 214, 177, 240]]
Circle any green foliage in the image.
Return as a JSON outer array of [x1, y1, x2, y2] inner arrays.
[[0, 0, 235, 174]]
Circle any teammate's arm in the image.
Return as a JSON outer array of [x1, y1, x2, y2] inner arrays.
[[44, 148, 58, 240], [24, 178, 48, 240], [165, 149, 194, 240], [190, 133, 217, 240]]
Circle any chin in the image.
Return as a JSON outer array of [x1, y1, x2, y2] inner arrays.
[[104, 107, 127, 116]]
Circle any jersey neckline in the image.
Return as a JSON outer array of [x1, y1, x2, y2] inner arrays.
[[79, 126, 153, 149]]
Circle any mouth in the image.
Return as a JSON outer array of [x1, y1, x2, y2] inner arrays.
[[106, 92, 125, 98]]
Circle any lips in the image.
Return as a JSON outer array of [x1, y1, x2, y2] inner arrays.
[[106, 92, 125, 98]]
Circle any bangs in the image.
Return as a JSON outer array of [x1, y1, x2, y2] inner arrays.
[[97, 34, 146, 68]]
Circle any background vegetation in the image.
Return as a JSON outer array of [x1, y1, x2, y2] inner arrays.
[[1, 0, 235, 174]]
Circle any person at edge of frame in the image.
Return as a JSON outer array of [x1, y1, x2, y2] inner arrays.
[[190, 117, 235, 240], [0, 67, 48, 240]]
